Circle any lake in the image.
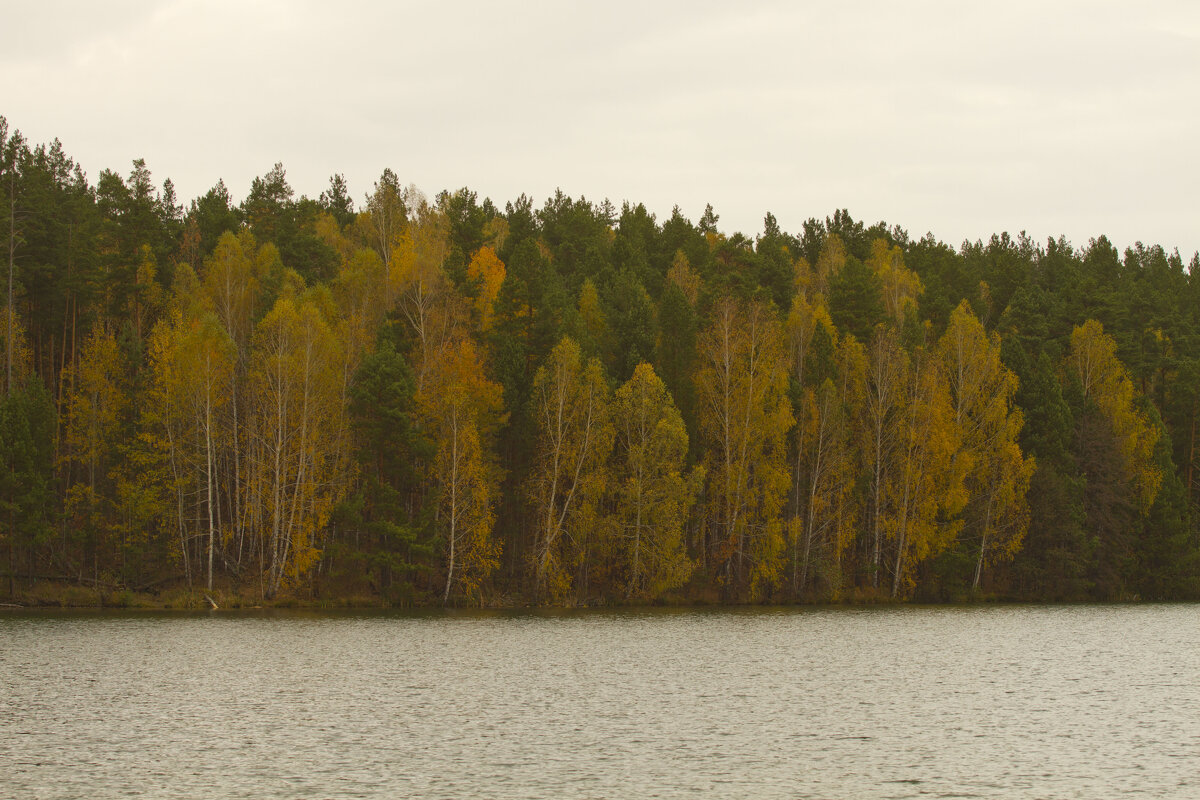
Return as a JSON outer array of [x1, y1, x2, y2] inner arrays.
[[2, 605, 1198, 798]]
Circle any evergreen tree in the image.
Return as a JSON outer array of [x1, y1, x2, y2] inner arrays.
[[0, 380, 55, 596], [828, 256, 884, 343], [344, 336, 433, 604]]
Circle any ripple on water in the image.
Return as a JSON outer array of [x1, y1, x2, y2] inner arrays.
[[1, 605, 1199, 799]]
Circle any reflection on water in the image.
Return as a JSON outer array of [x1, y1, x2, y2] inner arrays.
[[2, 605, 1198, 798]]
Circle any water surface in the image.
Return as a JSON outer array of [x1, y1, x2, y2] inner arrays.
[[2, 605, 1198, 798]]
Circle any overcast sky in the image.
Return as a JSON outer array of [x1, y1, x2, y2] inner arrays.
[[3, 0, 1199, 255]]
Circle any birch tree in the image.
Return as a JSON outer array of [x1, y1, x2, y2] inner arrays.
[[529, 337, 613, 602], [938, 301, 1034, 589], [466, 245, 506, 332], [611, 362, 697, 600], [1069, 319, 1161, 512], [419, 337, 504, 605], [61, 321, 126, 580], [249, 292, 345, 597], [866, 238, 922, 325], [148, 306, 234, 591], [857, 326, 905, 589], [696, 296, 793, 599], [793, 378, 855, 597], [885, 333, 968, 597]]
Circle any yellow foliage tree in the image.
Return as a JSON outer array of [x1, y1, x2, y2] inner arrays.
[[611, 362, 697, 600], [200, 230, 271, 567], [786, 290, 837, 389], [202, 231, 265, 352], [63, 322, 124, 491], [1068, 319, 1161, 512], [866, 238, 922, 324], [466, 245, 506, 332], [833, 334, 869, 592], [418, 337, 505, 605], [666, 250, 701, 307], [786, 290, 852, 597], [482, 216, 509, 254], [389, 193, 448, 316], [812, 234, 848, 297], [577, 278, 609, 356], [361, 168, 409, 275], [856, 326, 906, 589], [148, 305, 235, 591], [61, 321, 126, 575], [389, 198, 459, 394], [333, 248, 389, 372], [793, 378, 856, 598], [249, 293, 346, 597], [885, 334, 968, 597], [792, 256, 814, 297], [0, 303, 33, 394], [529, 337, 613, 602], [938, 301, 1034, 588], [696, 296, 793, 599], [314, 209, 353, 263]]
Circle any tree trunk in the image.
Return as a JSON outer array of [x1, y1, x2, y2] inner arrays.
[[7, 165, 15, 396], [972, 493, 995, 591], [205, 369, 216, 593], [443, 413, 459, 606]]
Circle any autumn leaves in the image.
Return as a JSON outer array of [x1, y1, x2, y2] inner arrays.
[[45, 181, 1162, 607], [531, 245, 1071, 604], [528, 343, 698, 603], [4, 116, 1191, 604], [687, 254, 1035, 602]]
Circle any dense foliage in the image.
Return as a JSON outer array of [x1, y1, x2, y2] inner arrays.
[[3, 116, 1198, 605]]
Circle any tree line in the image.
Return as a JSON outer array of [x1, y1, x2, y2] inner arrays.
[[2, 115, 1197, 605]]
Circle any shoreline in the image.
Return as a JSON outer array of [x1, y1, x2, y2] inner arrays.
[[0, 580, 1179, 613]]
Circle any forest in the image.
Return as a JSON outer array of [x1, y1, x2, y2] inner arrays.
[[2, 115, 1198, 607]]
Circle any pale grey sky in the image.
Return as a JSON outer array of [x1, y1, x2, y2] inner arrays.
[[4, 0, 1199, 255]]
